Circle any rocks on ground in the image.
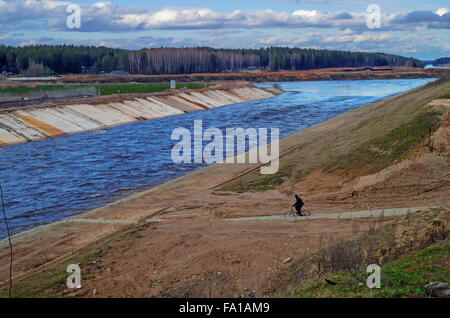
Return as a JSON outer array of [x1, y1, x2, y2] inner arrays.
[[425, 282, 450, 298]]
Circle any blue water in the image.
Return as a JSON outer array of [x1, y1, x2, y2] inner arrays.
[[424, 64, 450, 69], [0, 78, 436, 238]]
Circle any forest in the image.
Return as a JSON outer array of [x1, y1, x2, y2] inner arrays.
[[0, 45, 424, 75], [433, 57, 450, 66]]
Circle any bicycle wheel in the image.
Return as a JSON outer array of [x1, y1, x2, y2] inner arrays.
[[301, 209, 311, 216]]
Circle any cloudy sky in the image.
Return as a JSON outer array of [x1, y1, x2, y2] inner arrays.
[[0, 0, 449, 59]]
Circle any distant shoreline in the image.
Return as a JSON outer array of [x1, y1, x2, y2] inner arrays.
[[56, 66, 448, 84]]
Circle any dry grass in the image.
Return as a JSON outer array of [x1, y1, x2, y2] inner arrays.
[[221, 76, 450, 193], [269, 208, 449, 297]]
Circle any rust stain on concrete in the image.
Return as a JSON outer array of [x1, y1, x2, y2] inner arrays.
[[14, 114, 65, 137], [176, 94, 210, 109]]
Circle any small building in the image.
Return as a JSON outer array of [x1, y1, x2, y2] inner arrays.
[[81, 66, 94, 74], [240, 66, 260, 73]]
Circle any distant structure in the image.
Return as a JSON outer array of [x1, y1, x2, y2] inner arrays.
[[170, 80, 176, 89], [81, 65, 93, 74], [103, 70, 130, 76], [1, 71, 13, 78], [242, 66, 259, 73], [8, 76, 57, 81]]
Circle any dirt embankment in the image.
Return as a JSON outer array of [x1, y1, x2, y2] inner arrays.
[[57, 67, 448, 84], [273, 209, 449, 298], [1, 77, 449, 298]]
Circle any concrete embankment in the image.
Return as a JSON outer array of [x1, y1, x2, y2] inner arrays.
[[0, 85, 281, 146]]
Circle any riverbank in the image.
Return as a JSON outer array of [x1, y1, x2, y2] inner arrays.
[[57, 67, 448, 84], [1, 76, 448, 296], [0, 83, 282, 146]]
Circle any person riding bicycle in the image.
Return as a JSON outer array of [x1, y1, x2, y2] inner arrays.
[[292, 194, 304, 216]]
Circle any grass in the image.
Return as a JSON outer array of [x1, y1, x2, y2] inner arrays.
[[223, 108, 443, 193], [219, 166, 291, 192], [291, 242, 449, 298], [325, 110, 442, 173], [95, 82, 212, 96], [211, 191, 234, 196], [0, 249, 101, 298], [217, 77, 450, 193], [0, 84, 89, 95], [0, 82, 213, 97], [274, 208, 449, 298]]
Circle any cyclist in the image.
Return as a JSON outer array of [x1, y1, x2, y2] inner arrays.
[[292, 194, 304, 216]]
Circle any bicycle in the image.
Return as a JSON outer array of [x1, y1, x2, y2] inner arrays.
[[283, 207, 311, 218]]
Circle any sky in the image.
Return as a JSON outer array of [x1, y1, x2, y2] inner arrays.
[[0, 0, 449, 60]]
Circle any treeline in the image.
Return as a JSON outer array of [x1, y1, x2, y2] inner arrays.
[[129, 47, 423, 74], [433, 57, 450, 66], [0, 45, 424, 75], [0, 45, 127, 75]]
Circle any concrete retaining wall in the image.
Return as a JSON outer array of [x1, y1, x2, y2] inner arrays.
[[0, 86, 279, 146]]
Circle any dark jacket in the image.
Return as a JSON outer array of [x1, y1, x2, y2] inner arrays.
[[292, 195, 304, 208]]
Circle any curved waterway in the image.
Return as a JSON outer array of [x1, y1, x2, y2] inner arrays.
[[0, 78, 436, 238]]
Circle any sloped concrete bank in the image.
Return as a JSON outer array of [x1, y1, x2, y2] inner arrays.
[[0, 85, 282, 146]]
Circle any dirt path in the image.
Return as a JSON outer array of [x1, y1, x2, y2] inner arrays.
[[223, 206, 440, 222]]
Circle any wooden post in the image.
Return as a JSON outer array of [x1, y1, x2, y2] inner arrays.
[[428, 127, 432, 152]]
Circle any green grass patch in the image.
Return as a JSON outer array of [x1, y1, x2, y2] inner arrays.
[[0, 84, 89, 95], [326, 110, 442, 173], [0, 82, 212, 97], [211, 191, 234, 196], [95, 82, 212, 96], [220, 169, 289, 192], [0, 249, 101, 298], [291, 243, 449, 298]]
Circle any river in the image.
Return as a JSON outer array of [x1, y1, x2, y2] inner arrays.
[[0, 78, 436, 238]]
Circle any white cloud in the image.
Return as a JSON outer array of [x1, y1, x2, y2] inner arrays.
[[2, 1, 450, 32], [435, 8, 449, 16], [340, 28, 355, 35], [292, 10, 320, 18]]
